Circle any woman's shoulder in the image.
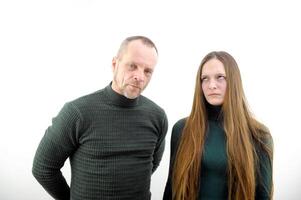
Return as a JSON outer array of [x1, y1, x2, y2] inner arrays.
[[170, 118, 187, 146], [253, 124, 273, 161], [254, 122, 273, 148], [172, 118, 187, 134]]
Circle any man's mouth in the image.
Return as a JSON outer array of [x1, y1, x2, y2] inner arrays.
[[129, 84, 141, 90]]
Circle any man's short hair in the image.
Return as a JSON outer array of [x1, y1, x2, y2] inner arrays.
[[117, 36, 158, 58]]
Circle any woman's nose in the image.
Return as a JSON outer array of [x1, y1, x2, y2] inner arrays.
[[208, 80, 217, 89]]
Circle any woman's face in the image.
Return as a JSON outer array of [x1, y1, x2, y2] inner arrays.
[[201, 58, 227, 106]]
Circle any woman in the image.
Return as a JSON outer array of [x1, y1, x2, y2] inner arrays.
[[163, 51, 273, 200]]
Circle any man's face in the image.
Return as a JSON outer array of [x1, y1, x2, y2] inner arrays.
[[111, 40, 158, 99]]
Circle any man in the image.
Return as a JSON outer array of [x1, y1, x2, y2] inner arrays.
[[32, 36, 168, 200]]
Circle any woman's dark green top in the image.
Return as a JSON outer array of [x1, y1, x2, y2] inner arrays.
[[163, 104, 272, 200]]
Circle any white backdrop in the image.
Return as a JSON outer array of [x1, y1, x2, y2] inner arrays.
[[1, 0, 300, 199]]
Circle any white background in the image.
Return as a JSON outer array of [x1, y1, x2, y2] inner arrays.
[[1, 0, 300, 199]]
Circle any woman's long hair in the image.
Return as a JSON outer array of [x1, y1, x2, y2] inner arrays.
[[172, 51, 273, 200]]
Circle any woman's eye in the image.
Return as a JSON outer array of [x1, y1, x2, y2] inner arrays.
[[201, 77, 208, 82], [217, 75, 226, 80]]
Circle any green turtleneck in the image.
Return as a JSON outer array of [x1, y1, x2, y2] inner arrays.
[[163, 104, 272, 200], [32, 83, 168, 200]]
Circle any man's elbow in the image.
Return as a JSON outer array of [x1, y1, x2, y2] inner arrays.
[[32, 162, 44, 182], [32, 160, 52, 183]]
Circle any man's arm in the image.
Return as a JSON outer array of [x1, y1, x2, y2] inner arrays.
[[32, 103, 82, 200], [152, 113, 168, 173]]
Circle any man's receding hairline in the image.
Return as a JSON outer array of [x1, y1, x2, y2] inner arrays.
[[117, 36, 158, 58]]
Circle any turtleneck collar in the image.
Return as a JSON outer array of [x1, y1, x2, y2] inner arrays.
[[105, 82, 139, 107], [205, 101, 223, 121]]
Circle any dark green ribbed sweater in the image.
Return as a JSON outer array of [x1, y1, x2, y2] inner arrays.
[[32, 83, 168, 200], [163, 105, 272, 200]]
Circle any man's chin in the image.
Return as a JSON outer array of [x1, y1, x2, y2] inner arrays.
[[123, 86, 142, 99], [124, 93, 139, 99]]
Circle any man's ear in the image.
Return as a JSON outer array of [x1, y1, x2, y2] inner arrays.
[[112, 56, 117, 72]]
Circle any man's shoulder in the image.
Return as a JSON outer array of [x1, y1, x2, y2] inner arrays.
[[70, 88, 106, 106], [139, 95, 166, 116]]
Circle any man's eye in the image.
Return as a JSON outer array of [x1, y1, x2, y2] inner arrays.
[[145, 70, 153, 75], [129, 64, 136, 69]]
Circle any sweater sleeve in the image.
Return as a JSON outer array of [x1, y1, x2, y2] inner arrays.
[[163, 119, 185, 200], [32, 102, 82, 200], [152, 112, 168, 173], [255, 136, 274, 200]]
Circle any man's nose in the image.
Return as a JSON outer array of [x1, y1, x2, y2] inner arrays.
[[133, 70, 144, 82]]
